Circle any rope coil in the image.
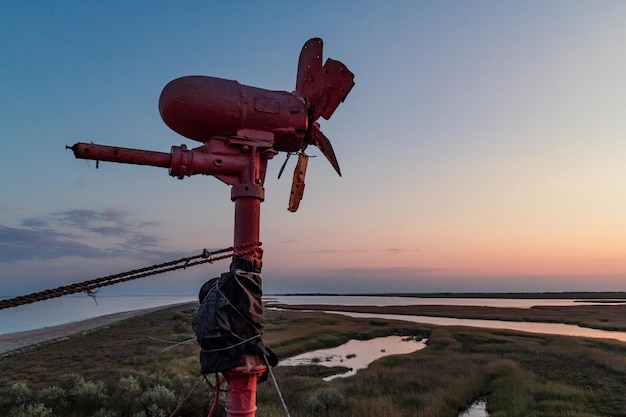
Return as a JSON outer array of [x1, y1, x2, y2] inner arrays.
[[0, 242, 261, 310]]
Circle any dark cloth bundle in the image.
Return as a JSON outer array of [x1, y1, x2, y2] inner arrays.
[[192, 257, 277, 376]]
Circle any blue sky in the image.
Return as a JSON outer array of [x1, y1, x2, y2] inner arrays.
[[1, 1, 626, 296]]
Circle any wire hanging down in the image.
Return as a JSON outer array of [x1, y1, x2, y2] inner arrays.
[[0, 242, 261, 311]]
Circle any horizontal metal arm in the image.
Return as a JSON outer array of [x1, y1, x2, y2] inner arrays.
[[68, 142, 172, 168], [67, 141, 257, 184]]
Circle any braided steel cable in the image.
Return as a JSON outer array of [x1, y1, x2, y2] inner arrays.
[[0, 242, 261, 310]]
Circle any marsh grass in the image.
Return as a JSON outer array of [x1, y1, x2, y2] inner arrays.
[[1, 304, 625, 416]]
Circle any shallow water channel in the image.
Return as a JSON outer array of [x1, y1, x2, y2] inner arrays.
[[459, 398, 489, 417], [279, 335, 427, 381], [268, 295, 626, 342], [279, 334, 488, 416], [322, 311, 626, 342]]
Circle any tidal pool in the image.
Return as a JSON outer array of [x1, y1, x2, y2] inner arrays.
[[459, 398, 489, 417], [279, 335, 427, 381]]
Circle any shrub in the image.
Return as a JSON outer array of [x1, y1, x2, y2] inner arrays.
[[4, 381, 33, 408], [11, 403, 55, 417], [36, 386, 67, 411], [76, 380, 108, 413], [172, 312, 187, 321], [138, 385, 177, 416], [305, 388, 346, 415], [112, 375, 143, 417], [92, 409, 116, 417], [58, 373, 83, 391], [57, 373, 108, 414], [146, 371, 172, 390], [173, 322, 191, 334]]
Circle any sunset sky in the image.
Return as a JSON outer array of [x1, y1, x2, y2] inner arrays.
[[1, 1, 626, 296]]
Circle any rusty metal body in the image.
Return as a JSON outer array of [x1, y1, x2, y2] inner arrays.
[[69, 38, 353, 417], [160, 76, 309, 153]]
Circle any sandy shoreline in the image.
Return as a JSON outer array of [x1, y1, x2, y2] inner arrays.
[[0, 302, 196, 355]]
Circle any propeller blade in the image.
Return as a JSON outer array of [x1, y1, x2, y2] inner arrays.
[[310, 124, 342, 177], [296, 38, 323, 98], [277, 152, 293, 179], [295, 38, 355, 123], [288, 153, 309, 212], [314, 59, 355, 121]]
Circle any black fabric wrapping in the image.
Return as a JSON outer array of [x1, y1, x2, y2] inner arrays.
[[192, 257, 277, 378]]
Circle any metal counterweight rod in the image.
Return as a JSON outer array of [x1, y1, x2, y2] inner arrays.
[[67, 143, 172, 168]]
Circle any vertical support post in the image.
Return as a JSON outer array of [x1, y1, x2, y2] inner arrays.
[[224, 149, 268, 417], [230, 147, 267, 261], [234, 197, 262, 249], [223, 363, 267, 417]]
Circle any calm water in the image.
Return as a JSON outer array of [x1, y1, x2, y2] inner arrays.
[[459, 398, 489, 417], [324, 311, 626, 342], [2, 295, 625, 342], [0, 296, 196, 335], [266, 294, 623, 308], [280, 335, 427, 381]]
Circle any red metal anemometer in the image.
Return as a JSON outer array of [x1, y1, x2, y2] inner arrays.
[[69, 38, 354, 417]]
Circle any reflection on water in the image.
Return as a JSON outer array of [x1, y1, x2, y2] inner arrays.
[[266, 295, 624, 308], [279, 335, 427, 381], [328, 311, 626, 343], [459, 398, 489, 417]]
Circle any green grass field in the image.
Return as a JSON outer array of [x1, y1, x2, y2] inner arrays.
[[1, 304, 625, 416]]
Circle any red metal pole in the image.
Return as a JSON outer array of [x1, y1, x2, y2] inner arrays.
[[230, 146, 267, 260], [224, 149, 268, 417], [233, 197, 261, 249], [223, 361, 267, 417], [225, 194, 267, 417]]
